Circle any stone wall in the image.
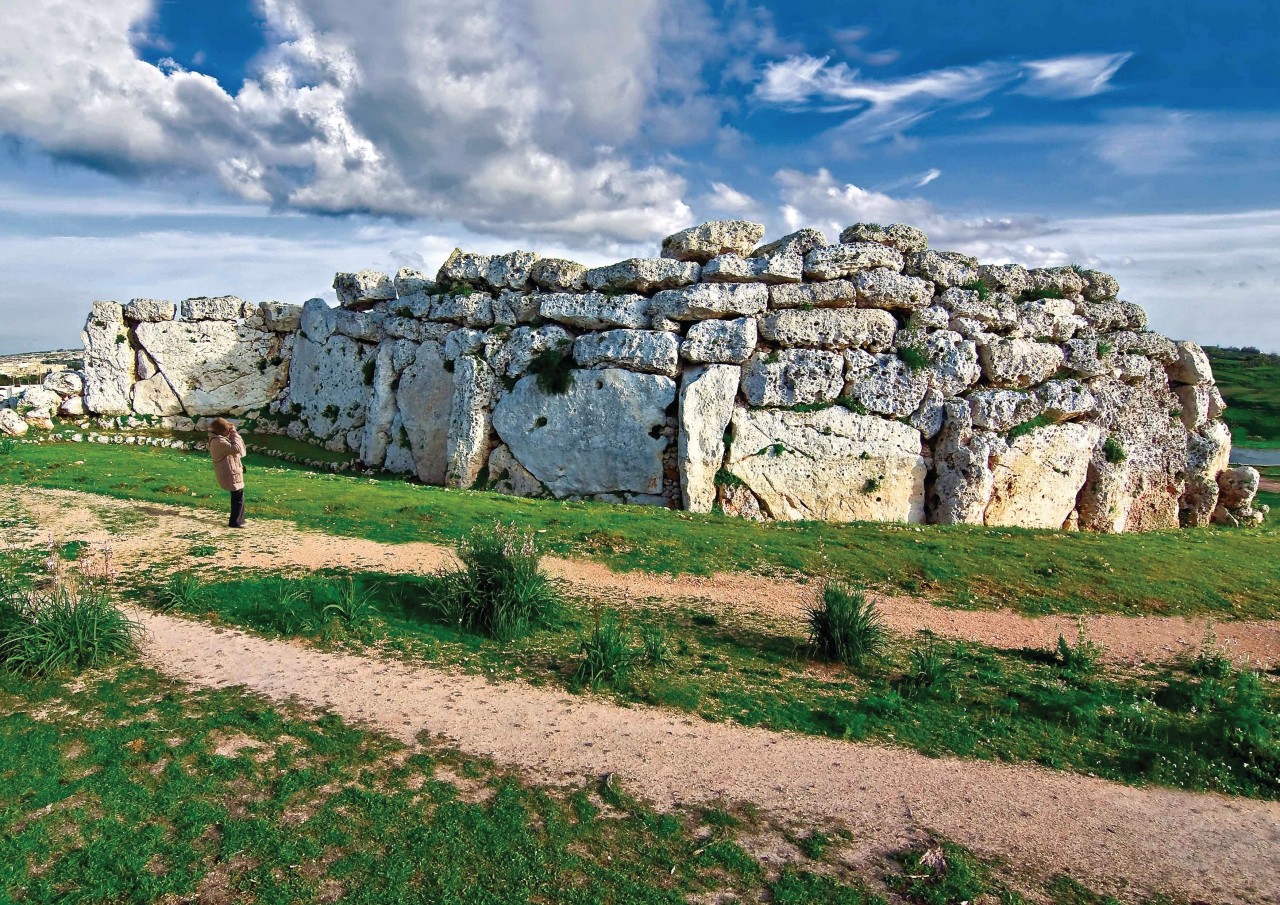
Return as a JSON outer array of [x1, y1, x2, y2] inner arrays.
[[13, 218, 1265, 530]]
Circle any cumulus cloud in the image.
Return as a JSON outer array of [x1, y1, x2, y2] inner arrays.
[[754, 51, 1131, 140], [0, 0, 711, 244]]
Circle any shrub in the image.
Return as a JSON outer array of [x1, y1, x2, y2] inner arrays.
[[1056, 622, 1103, 676], [0, 587, 141, 676], [428, 522, 561, 641], [159, 571, 204, 612], [1103, 435, 1127, 464], [806, 583, 885, 668], [897, 344, 930, 371], [574, 611, 638, 690], [528, 339, 575, 395], [0, 437, 16, 456]]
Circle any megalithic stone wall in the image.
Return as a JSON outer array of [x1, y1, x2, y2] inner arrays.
[[62, 219, 1266, 531]]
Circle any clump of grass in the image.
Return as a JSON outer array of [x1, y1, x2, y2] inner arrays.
[[639, 624, 670, 665], [528, 339, 575, 395], [1007, 414, 1053, 443], [574, 610, 638, 690], [0, 586, 141, 676], [428, 522, 561, 641], [889, 841, 1014, 905], [897, 344, 930, 371], [159, 571, 204, 612], [902, 640, 957, 697], [959, 277, 991, 301], [806, 583, 885, 668], [1056, 621, 1103, 676], [0, 437, 17, 456], [1019, 286, 1066, 302], [1190, 626, 1232, 679], [1103, 435, 1127, 464], [322, 577, 377, 624]]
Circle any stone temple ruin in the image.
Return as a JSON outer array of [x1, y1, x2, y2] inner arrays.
[[2, 219, 1266, 530]]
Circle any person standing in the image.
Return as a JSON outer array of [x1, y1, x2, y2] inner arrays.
[[208, 418, 247, 528]]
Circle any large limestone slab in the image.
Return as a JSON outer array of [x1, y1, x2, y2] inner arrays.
[[360, 339, 416, 468], [985, 422, 1101, 529], [573, 330, 679, 376], [853, 269, 933, 311], [842, 354, 931, 417], [741, 349, 843, 407], [978, 338, 1065, 389], [651, 283, 768, 321], [181, 296, 251, 321], [681, 317, 757, 364], [130, 374, 184, 416], [539, 292, 649, 330], [123, 299, 175, 323], [530, 258, 587, 292], [0, 408, 28, 437], [81, 301, 134, 416], [726, 407, 926, 523], [662, 220, 765, 263], [584, 259, 700, 294], [395, 341, 453, 485], [699, 254, 802, 285], [767, 279, 859, 310], [839, 223, 928, 253], [492, 368, 675, 498], [445, 356, 496, 489], [135, 321, 288, 416], [334, 271, 395, 307], [679, 365, 739, 512], [759, 308, 895, 351], [1167, 340, 1214, 386], [803, 243, 905, 281], [288, 331, 373, 440]]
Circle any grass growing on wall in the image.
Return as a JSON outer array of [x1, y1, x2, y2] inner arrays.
[[3, 441, 1280, 617]]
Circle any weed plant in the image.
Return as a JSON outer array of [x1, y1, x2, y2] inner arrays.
[[807, 583, 885, 668], [528, 340, 575, 394], [1056, 623, 1103, 676], [574, 610, 638, 690], [427, 522, 561, 641], [0, 586, 140, 676], [901, 640, 958, 697], [159, 571, 204, 612]]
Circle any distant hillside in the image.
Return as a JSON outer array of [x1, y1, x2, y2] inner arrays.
[[1205, 346, 1280, 448]]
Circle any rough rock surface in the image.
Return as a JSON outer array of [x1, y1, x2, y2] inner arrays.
[[839, 223, 928, 253], [726, 407, 926, 522], [573, 330, 679, 377], [584, 259, 700, 294], [81, 302, 135, 415], [804, 243, 905, 281], [394, 342, 453, 485], [0, 408, 29, 436], [741, 350, 843, 407], [978, 338, 1065, 389], [679, 365, 739, 512], [652, 283, 768, 321], [680, 317, 757, 364], [123, 299, 176, 323], [181, 296, 249, 321], [334, 271, 396, 307], [759, 308, 895, 351], [492, 369, 675, 498], [984, 423, 1101, 529], [662, 220, 765, 263], [445, 356, 496, 489], [135, 321, 288, 416], [539, 292, 649, 330]]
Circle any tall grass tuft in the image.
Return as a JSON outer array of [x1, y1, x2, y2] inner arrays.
[[806, 583, 885, 668], [0, 587, 141, 676], [574, 611, 638, 690], [158, 571, 204, 612], [1056, 621, 1103, 676], [428, 522, 561, 641]]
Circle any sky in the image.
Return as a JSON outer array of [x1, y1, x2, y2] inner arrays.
[[0, 0, 1277, 354]]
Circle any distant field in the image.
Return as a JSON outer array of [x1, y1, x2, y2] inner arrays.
[[1206, 346, 1280, 448]]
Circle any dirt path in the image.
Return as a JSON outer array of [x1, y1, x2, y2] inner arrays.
[[9, 486, 1280, 669], [129, 607, 1279, 904]]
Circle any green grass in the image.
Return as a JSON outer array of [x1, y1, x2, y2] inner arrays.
[[5, 442, 1280, 618], [1205, 346, 1280, 448], [0, 666, 1197, 904], [0, 585, 141, 677], [119, 562, 1280, 800]]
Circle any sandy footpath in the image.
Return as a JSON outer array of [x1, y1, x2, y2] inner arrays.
[[130, 607, 1280, 905], [9, 485, 1280, 668]]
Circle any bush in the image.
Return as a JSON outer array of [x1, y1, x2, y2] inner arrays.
[[428, 522, 561, 641], [806, 583, 885, 668], [0, 587, 141, 676], [1056, 622, 1103, 676], [574, 611, 638, 690], [158, 571, 204, 612]]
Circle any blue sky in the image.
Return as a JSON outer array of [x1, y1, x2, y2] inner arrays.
[[0, 0, 1277, 353]]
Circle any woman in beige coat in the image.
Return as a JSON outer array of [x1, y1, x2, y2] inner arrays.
[[209, 418, 247, 528]]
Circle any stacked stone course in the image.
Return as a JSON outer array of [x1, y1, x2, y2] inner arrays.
[[4, 219, 1261, 531]]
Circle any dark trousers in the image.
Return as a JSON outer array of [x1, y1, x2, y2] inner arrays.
[[229, 489, 245, 527]]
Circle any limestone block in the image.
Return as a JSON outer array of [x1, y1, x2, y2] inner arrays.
[[725, 406, 926, 522], [361, 339, 414, 468], [59, 396, 85, 418], [1061, 338, 1110, 379], [977, 338, 1065, 389], [333, 271, 396, 308], [43, 370, 83, 398], [1183, 421, 1232, 527], [908, 305, 950, 331], [81, 301, 134, 416], [854, 268, 934, 310], [967, 389, 1044, 432], [180, 296, 250, 321], [1027, 267, 1086, 298], [740, 349, 843, 407], [1167, 340, 1214, 386], [651, 283, 768, 321], [436, 249, 491, 289], [299, 298, 337, 343], [445, 356, 496, 489], [539, 291, 650, 330], [123, 299, 175, 323], [488, 444, 546, 497], [530, 258, 588, 292], [759, 308, 895, 351], [135, 320, 289, 417], [767, 279, 859, 310], [394, 268, 434, 297], [492, 368, 675, 497], [751, 228, 828, 260], [679, 364, 739, 512], [921, 330, 981, 396], [395, 341, 453, 485], [907, 250, 979, 289], [1037, 379, 1097, 422], [842, 354, 931, 417], [803, 243, 905, 281], [573, 329, 679, 377], [333, 308, 387, 343], [931, 401, 1005, 525], [1175, 384, 1211, 430], [839, 223, 928, 253], [504, 325, 574, 377], [18, 386, 61, 416], [984, 422, 1101, 529], [287, 332, 372, 440], [431, 291, 494, 326], [977, 264, 1030, 297], [681, 317, 757, 364], [700, 253, 802, 285], [444, 328, 486, 362], [259, 302, 303, 333], [130, 374, 184, 417], [662, 220, 766, 263], [1081, 270, 1120, 301], [584, 259, 700, 294], [486, 251, 540, 291]]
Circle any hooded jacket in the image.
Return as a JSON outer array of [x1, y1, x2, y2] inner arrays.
[[210, 430, 247, 491]]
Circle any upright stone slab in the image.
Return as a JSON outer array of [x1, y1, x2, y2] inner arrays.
[[395, 341, 453, 485], [493, 369, 675, 498], [445, 356, 495, 489], [984, 422, 1101, 529], [726, 407, 926, 522], [81, 302, 134, 416], [134, 321, 289, 416], [679, 365, 739, 512]]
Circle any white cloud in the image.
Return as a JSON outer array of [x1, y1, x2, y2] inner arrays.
[[1018, 53, 1133, 99], [0, 0, 709, 244], [914, 168, 941, 187], [754, 51, 1132, 141], [702, 181, 760, 216]]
